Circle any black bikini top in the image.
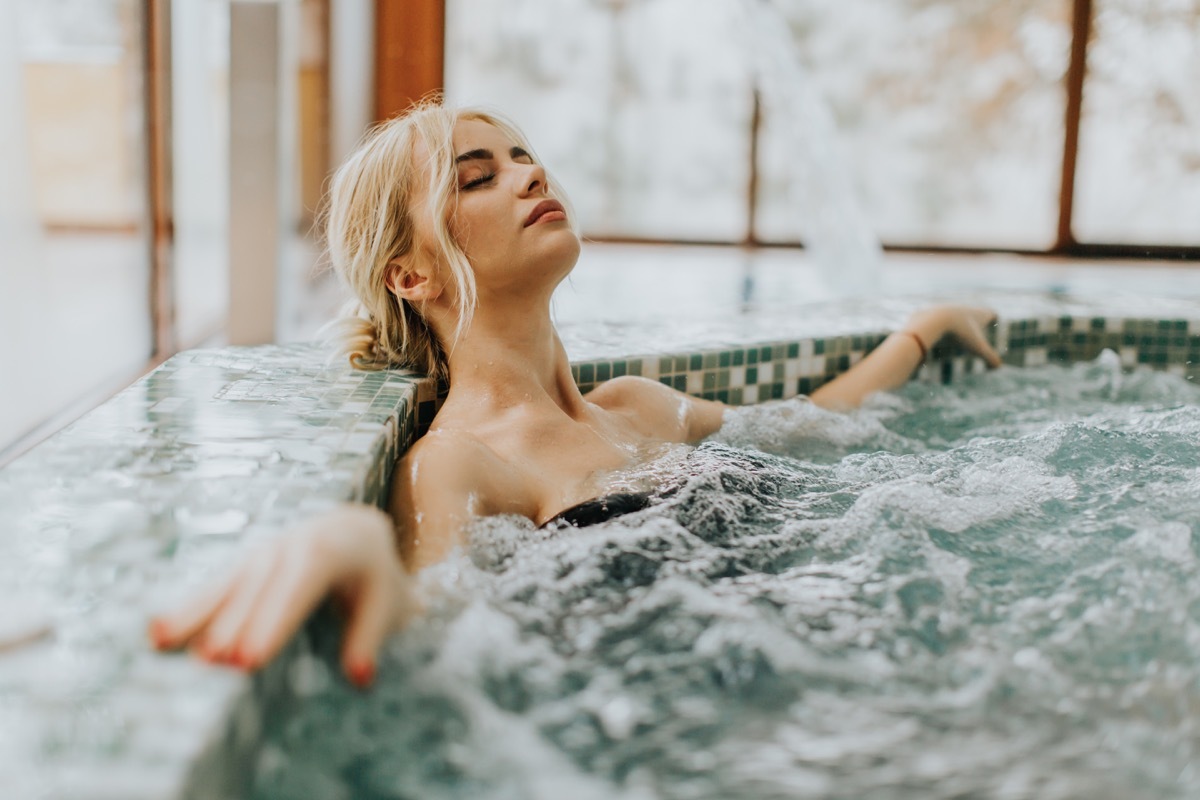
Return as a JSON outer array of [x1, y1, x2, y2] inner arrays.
[[540, 491, 654, 529]]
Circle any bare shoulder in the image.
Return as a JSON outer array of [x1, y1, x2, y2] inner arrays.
[[399, 427, 497, 480], [386, 428, 509, 570], [586, 375, 726, 443]]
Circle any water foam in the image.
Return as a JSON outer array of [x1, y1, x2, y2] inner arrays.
[[252, 359, 1200, 799]]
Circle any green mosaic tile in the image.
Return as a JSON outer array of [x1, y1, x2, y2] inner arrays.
[[787, 343, 800, 358], [746, 366, 758, 384], [597, 362, 611, 381], [719, 351, 731, 367], [690, 354, 703, 371], [613, 361, 627, 378], [580, 364, 594, 383]]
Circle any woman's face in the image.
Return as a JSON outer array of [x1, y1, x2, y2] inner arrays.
[[443, 118, 580, 297]]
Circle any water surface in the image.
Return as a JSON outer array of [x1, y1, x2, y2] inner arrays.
[[254, 355, 1200, 799]]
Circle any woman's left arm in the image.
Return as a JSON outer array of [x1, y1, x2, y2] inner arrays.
[[809, 305, 1002, 411], [607, 305, 1000, 442]]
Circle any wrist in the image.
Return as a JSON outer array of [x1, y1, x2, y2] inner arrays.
[[896, 330, 928, 363], [902, 309, 948, 351]]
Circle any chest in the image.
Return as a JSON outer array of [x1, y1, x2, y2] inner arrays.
[[479, 412, 646, 523]]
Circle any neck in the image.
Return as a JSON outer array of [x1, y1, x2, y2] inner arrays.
[[439, 290, 585, 417]]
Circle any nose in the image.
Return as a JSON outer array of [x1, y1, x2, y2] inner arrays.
[[518, 162, 547, 196]]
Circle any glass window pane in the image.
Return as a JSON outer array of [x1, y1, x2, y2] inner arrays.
[[756, 0, 1073, 249], [172, 0, 230, 345], [1073, 0, 1200, 246], [1, 0, 152, 451], [445, 0, 752, 241]]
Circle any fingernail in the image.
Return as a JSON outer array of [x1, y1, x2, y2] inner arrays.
[[349, 660, 375, 688], [148, 620, 171, 647]]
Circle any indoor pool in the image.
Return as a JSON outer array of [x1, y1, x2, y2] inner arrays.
[[249, 352, 1200, 800]]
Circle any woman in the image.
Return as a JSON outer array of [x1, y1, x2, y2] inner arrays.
[[149, 103, 1002, 687]]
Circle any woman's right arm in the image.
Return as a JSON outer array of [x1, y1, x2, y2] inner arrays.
[[149, 440, 483, 686]]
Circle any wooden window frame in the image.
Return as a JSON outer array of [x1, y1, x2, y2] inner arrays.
[[374, 0, 445, 121]]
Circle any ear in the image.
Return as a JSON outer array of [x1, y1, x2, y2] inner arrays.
[[385, 259, 442, 305]]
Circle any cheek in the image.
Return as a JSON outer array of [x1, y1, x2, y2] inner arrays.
[[449, 204, 510, 260]]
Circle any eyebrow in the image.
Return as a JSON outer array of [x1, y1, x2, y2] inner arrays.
[[454, 146, 531, 164]]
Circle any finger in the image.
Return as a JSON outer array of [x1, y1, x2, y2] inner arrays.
[[979, 317, 1004, 368], [962, 325, 1003, 369], [195, 545, 284, 664], [234, 544, 338, 669], [149, 572, 240, 651], [339, 578, 393, 689]]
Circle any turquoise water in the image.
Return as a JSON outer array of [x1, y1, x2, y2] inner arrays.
[[253, 355, 1200, 799]]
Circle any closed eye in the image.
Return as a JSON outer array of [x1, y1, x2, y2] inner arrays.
[[461, 172, 496, 190]]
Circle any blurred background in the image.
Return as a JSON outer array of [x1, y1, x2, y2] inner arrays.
[[0, 0, 1197, 462]]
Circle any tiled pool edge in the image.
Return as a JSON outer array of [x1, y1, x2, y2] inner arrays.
[[4, 314, 1200, 799]]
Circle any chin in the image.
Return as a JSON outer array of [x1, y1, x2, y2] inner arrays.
[[543, 229, 582, 278]]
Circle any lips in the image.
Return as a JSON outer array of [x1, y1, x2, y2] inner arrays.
[[524, 199, 567, 227]]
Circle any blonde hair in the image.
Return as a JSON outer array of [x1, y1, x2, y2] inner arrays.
[[322, 100, 574, 383]]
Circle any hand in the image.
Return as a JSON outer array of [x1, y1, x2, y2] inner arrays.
[[148, 504, 420, 688], [904, 305, 1003, 369]]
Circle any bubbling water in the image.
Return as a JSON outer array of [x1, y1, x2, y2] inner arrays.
[[253, 356, 1200, 799]]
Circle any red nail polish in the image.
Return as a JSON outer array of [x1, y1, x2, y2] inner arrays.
[[350, 661, 375, 688]]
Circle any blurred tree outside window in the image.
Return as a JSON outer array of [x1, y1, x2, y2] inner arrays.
[[1074, 0, 1200, 246], [445, 0, 752, 242], [447, 0, 1196, 252], [757, 0, 1072, 250]]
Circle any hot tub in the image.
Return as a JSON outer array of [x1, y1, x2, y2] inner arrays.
[[4, 291, 1200, 799]]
